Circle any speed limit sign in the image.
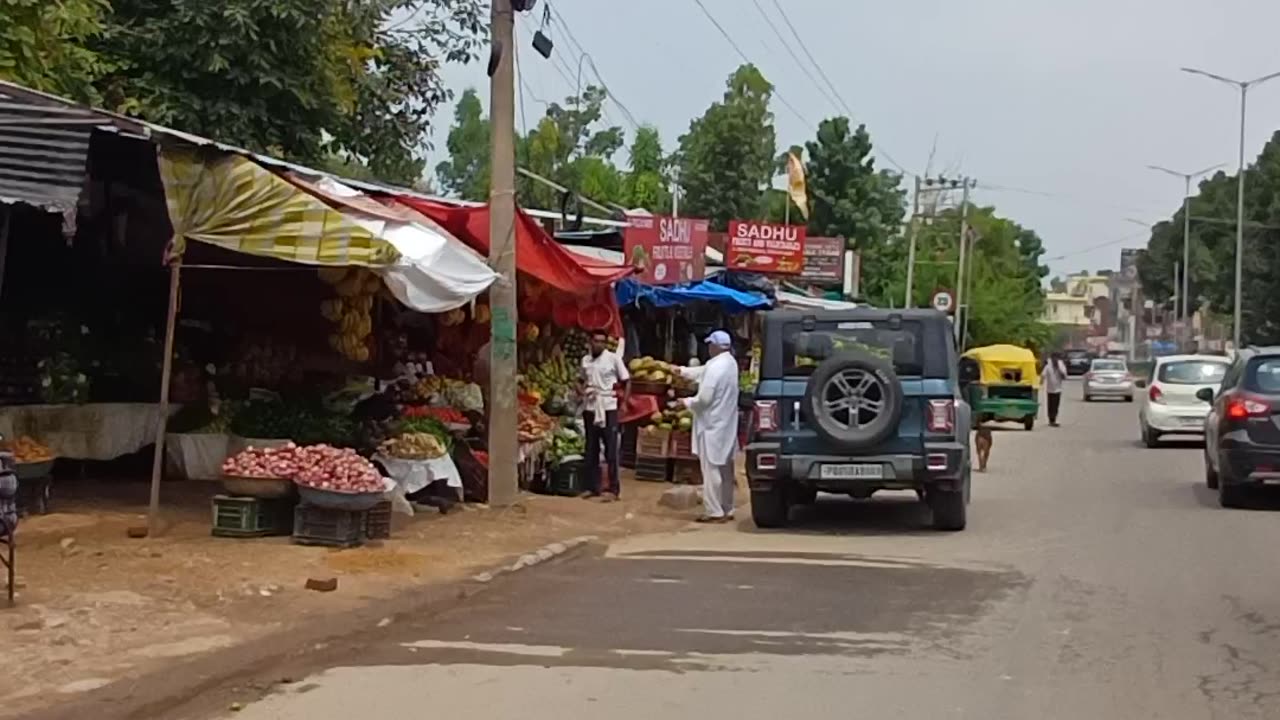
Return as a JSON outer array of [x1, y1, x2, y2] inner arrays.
[[930, 289, 955, 314]]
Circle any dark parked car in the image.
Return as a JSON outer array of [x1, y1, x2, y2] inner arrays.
[[1064, 349, 1093, 376], [1201, 346, 1280, 508], [744, 308, 972, 530]]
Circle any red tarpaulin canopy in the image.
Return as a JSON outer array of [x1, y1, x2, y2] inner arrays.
[[396, 197, 632, 293], [395, 197, 632, 337]]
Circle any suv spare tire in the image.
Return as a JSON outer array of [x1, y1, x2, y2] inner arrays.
[[803, 350, 904, 450]]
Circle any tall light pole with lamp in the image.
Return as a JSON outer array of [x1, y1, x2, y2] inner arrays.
[[1145, 163, 1222, 349], [1180, 67, 1280, 350]]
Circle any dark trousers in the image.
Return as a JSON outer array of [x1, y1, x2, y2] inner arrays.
[[583, 410, 620, 496], [1047, 392, 1062, 424]]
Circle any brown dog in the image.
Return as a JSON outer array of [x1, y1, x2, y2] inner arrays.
[[974, 426, 993, 472]]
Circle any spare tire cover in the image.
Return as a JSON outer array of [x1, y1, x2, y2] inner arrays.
[[803, 350, 904, 450]]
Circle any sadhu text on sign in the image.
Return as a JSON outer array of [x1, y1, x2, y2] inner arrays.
[[623, 214, 708, 285], [727, 220, 807, 275]]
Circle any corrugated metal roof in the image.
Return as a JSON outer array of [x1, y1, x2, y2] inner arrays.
[[0, 81, 145, 212]]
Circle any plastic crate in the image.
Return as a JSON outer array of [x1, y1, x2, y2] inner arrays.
[[292, 504, 364, 548], [636, 428, 670, 458], [547, 460, 587, 496], [634, 456, 670, 483], [620, 425, 638, 469], [671, 458, 700, 486], [364, 501, 392, 540], [212, 495, 293, 538]]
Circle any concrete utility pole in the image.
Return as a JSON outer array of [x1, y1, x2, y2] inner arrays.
[[1147, 163, 1221, 352], [953, 178, 973, 346], [904, 175, 921, 307], [1181, 67, 1280, 349], [487, 0, 518, 507]]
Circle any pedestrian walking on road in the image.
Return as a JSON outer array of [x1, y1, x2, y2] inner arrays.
[[580, 330, 630, 502], [1044, 352, 1068, 427], [677, 331, 740, 523]]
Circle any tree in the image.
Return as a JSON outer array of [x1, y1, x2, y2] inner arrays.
[[517, 85, 624, 210], [434, 88, 491, 201], [619, 126, 670, 211], [798, 117, 906, 302], [675, 64, 776, 229], [0, 0, 108, 103], [89, 0, 485, 185]]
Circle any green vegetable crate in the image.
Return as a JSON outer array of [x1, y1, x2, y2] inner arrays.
[[547, 460, 588, 496], [211, 495, 295, 538]]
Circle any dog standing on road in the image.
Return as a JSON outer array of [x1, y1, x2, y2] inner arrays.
[[974, 425, 993, 472]]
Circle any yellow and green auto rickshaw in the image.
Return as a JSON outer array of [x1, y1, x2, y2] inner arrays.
[[960, 344, 1040, 430]]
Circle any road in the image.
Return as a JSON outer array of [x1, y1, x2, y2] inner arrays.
[[214, 386, 1280, 720]]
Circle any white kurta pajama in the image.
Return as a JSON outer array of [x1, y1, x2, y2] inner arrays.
[[680, 353, 741, 518]]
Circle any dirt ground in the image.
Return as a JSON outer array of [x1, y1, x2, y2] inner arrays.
[[0, 471, 692, 719]]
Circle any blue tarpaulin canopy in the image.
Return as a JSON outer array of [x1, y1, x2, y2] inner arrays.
[[615, 277, 771, 313]]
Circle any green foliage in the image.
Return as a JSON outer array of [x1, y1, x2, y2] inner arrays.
[[517, 85, 624, 210], [86, 0, 483, 186], [620, 126, 670, 211], [675, 64, 776, 230], [0, 0, 109, 103], [435, 88, 491, 201], [1135, 132, 1280, 343]]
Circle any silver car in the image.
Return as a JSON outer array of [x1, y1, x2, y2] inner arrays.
[[1083, 357, 1134, 402]]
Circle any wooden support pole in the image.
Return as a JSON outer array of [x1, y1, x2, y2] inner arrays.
[[147, 258, 182, 536]]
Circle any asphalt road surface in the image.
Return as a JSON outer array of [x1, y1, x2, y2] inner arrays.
[[216, 387, 1280, 720]]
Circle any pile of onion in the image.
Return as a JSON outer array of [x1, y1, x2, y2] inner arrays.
[[293, 444, 384, 493], [221, 442, 300, 479]]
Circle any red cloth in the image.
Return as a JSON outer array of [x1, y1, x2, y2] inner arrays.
[[396, 198, 630, 337], [395, 198, 632, 293], [619, 394, 660, 425]]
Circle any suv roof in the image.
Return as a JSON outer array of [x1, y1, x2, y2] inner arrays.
[[758, 307, 956, 379]]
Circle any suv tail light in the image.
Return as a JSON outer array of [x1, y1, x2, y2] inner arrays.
[[926, 399, 954, 433], [754, 400, 780, 432], [1225, 393, 1271, 420], [1149, 384, 1164, 404]]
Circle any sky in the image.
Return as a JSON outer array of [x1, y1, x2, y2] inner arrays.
[[424, 0, 1280, 278]]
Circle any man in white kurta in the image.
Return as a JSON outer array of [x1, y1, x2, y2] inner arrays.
[[679, 331, 740, 522]]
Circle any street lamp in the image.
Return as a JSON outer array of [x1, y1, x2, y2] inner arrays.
[[1146, 163, 1223, 350], [1181, 67, 1280, 350]]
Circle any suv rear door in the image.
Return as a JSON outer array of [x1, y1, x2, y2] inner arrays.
[[1235, 355, 1280, 447], [758, 316, 951, 457]]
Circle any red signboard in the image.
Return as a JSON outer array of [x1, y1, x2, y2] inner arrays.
[[726, 220, 807, 275], [623, 214, 708, 285], [799, 236, 845, 283]]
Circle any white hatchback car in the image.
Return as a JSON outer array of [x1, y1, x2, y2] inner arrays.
[[1137, 354, 1231, 447]]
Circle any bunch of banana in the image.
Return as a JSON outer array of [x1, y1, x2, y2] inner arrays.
[[319, 268, 380, 363]]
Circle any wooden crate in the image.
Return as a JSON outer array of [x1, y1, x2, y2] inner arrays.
[[671, 458, 701, 486], [364, 501, 392, 540], [669, 431, 696, 460], [620, 425, 638, 469], [636, 428, 670, 458]]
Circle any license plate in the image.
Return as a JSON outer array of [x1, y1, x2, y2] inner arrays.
[[1181, 417, 1202, 426], [820, 464, 884, 480]]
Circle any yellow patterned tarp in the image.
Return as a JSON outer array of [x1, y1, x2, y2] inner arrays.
[[158, 149, 398, 266]]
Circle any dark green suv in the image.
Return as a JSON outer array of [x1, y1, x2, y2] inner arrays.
[[745, 309, 972, 530]]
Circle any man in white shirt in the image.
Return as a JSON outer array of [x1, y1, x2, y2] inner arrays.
[[678, 331, 740, 522], [581, 330, 630, 501], [1043, 351, 1068, 427]]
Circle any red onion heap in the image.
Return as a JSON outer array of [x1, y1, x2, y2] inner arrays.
[[222, 443, 384, 493]]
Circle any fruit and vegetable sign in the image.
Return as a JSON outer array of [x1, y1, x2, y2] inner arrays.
[[624, 214, 708, 285], [727, 220, 806, 274]]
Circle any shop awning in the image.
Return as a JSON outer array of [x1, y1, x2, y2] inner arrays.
[[615, 277, 771, 313], [159, 149, 399, 266], [775, 290, 860, 310], [397, 197, 632, 293], [284, 175, 498, 312]]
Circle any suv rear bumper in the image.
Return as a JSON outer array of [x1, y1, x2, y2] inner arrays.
[[745, 441, 967, 493]]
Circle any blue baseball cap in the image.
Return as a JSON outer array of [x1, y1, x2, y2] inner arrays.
[[705, 330, 732, 347]]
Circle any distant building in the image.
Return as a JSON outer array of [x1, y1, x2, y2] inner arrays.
[[1044, 273, 1112, 348]]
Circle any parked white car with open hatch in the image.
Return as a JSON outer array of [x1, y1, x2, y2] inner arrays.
[[1137, 354, 1230, 447]]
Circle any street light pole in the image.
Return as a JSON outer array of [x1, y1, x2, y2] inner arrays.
[[1181, 67, 1280, 350], [1146, 163, 1222, 351]]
